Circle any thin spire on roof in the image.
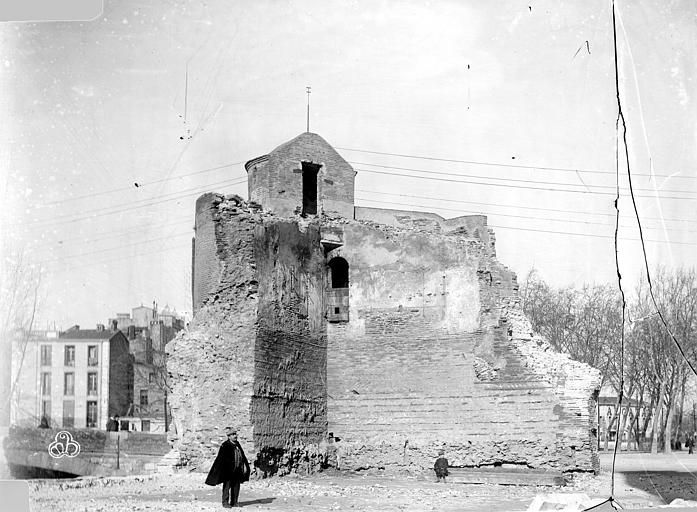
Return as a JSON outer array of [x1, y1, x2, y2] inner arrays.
[[306, 86, 311, 132]]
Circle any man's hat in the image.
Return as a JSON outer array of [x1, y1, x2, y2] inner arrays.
[[225, 426, 237, 435]]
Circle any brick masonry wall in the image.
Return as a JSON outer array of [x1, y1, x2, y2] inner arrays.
[[167, 196, 259, 468], [192, 193, 225, 312], [354, 206, 492, 252], [324, 219, 599, 473], [169, 198, 328, 474], [250, 218, 328, 475], [171, 193, 600, 475], [247, 133, 355, 218], [500, 302, 601, 473]]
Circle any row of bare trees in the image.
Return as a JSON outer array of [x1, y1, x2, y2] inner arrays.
[[521, 267, 697, 453]]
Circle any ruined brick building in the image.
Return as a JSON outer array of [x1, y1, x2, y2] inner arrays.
[[167, 132, 601, 475]]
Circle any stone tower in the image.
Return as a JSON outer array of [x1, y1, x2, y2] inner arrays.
[[169, 131, 601, 475], [245, 132, 356, 218]]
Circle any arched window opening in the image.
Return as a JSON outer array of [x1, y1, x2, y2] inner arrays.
[[327, 257, 349, 323], [329, 257, 349, 288]]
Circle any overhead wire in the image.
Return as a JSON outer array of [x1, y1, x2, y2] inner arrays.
[[351, 161, 695, 196], [355, 196, 697, 239], [36, 189, 697, 272], [355, 167, 696, 201], [43, 161, 246, 206], [356, 188, 697, 225], [28, 176, 247, 227], [337, 146, 697, 181]]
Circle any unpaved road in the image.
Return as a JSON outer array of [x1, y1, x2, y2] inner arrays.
[[23, 452, 697, 511]]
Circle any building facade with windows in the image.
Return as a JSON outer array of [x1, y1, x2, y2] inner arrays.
[[10, 325, 132, 429], [107, 304, 184, 432]]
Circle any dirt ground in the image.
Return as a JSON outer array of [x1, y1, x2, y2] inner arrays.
[[23, 452, 697, 511]]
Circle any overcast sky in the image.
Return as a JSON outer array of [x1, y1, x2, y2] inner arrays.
[[1, 0, 695, 330]]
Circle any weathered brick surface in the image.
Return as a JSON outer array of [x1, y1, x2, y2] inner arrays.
[[354, 207, 493, 254], [251, 219, 327, 475], [500, 303, 601, 473], [169, 199, 328, 474], [167, 195, 259, 468], [246, 133, 355, 218], [192, 193, 225, 312], [322, 220, 597, 473], [169, 133, 599, 476]]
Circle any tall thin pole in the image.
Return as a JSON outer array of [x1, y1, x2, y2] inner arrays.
[[306, 86, 311, 132], [184, 63, 189, 123]]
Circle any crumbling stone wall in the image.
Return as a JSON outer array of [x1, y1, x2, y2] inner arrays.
[[354, 206, 494, 254], [500, 303, 601, 473], [169, 193, 599, 475], [323, 219, 599, 473], [168, 194, 259, 467], [250, 219, 327, 475], [169, 194, 327, 473]]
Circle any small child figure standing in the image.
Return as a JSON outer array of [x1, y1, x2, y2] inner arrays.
[[434, 449, 449, 483]]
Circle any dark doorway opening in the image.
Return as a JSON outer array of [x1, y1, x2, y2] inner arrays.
[[329, 257, 349, 288], [302, 162, 320, 215]]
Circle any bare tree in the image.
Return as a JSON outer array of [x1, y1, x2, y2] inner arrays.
[[1, 247, 43, 429]]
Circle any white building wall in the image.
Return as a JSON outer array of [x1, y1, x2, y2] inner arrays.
[[11, 332, 112, 430]]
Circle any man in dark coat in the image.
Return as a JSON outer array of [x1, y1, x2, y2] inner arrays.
[[206, 427, 250, 508], [434, 449, 449, 482], [106, 415, 120, 431]]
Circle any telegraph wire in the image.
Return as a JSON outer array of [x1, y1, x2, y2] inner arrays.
[[351, 161, 694, 196], [37, 149, 695, 210], [32, 154, 694, 223], [60, 241, 193, 271], [42, 215, 195, 246], [356, 188, 697, 225], [28, 176, 247, 228], [356, 197, 697, 246], [338, 146, 697, 181], [355, 196, 697, 236], [43, 161, 246, 206], [33, 184, 696, 260], [37, 231, 193, 266], [355, 167, 697, 201], [37, 192, 697, 271]]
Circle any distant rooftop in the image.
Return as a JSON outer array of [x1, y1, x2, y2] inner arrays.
[[59, 325, 113, 340]]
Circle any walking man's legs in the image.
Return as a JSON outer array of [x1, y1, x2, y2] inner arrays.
[[222, 480, 232, 507], [231, 481, 241, 506]]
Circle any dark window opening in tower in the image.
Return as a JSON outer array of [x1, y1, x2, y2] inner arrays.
[[301, 162, 320, 215], [329, 257, 349, 288]]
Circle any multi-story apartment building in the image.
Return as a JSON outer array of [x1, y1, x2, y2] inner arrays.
[[108, 304, 185, 432], [10, 325, 132, 429]]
